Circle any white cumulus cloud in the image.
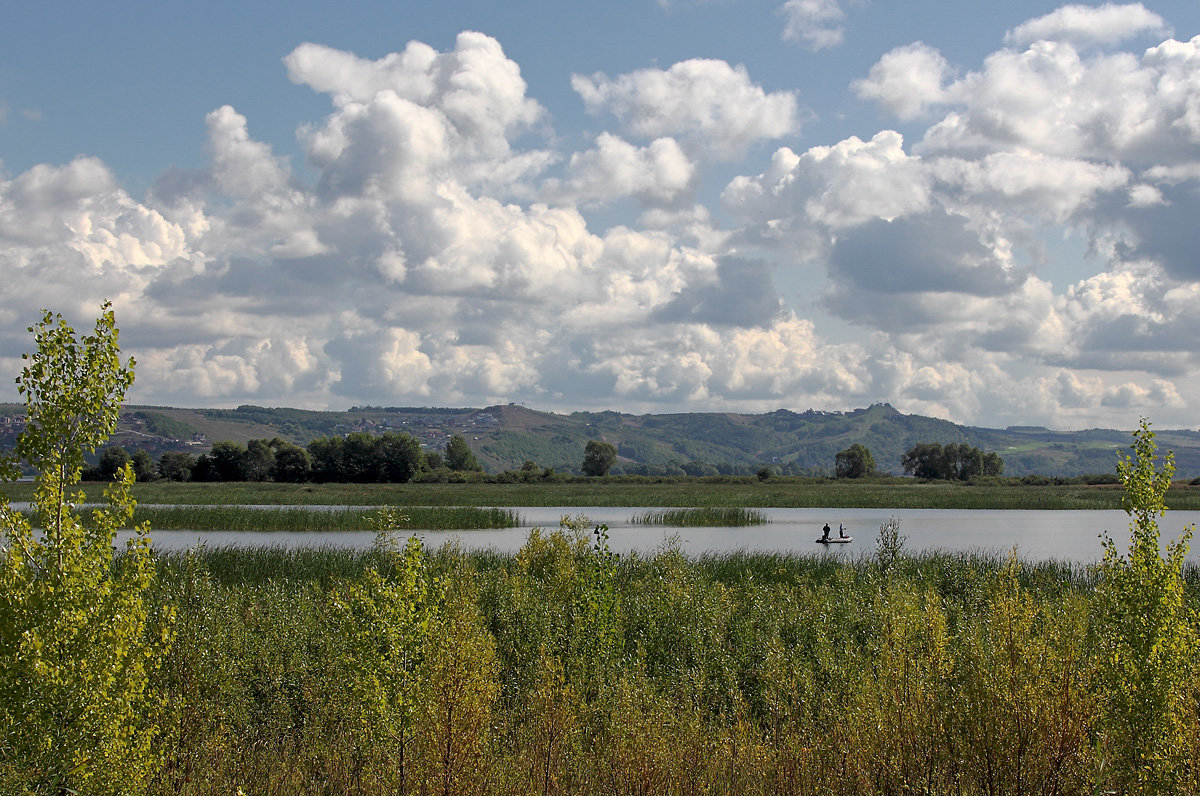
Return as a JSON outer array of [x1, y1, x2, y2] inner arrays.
[[1004, 2, 1169, 48], [852, 43, 952, 120], [572, 59, 800, 160], [545, 133, 696, 207]]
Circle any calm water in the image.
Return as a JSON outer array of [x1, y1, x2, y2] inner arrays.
[[113, 506, 1200, 563]]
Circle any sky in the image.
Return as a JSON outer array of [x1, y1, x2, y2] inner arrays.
[[2, 1, 1200, 430]]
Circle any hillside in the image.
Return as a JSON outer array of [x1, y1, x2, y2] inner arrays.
[[1, 402, 1197, 478]]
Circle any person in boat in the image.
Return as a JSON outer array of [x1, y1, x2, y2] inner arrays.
[[839, 522, 848, 539], [822, 522, 831, 540]]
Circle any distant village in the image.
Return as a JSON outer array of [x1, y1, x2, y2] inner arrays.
[[331, 410, 499, 452]]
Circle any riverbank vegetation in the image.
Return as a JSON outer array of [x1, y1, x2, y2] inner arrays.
[[6, 475, 1200, 511], [126, 505, 521, 532], [8, 453, 1200, 793], [115, 502, 1199, 794]]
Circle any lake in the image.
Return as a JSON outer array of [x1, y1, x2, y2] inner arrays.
[[115, 506, 1200, 562]]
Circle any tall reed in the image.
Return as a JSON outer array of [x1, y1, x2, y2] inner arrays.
[[630, 506, 770, 526], [100, 504, 522, 531]]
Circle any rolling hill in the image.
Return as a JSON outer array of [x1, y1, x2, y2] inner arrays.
[[2, 401, 1197, 478]]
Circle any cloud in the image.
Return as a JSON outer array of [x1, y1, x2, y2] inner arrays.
[[543, 133, 696, 207], [206, 105, 291, 198], [285, 32, 543, 151], [1004, 3, 1169, 48], [722, 131, 933, 261], [288, 32, 553, 198], [572, 59, 799, 159], [892, 34, 1200, 165], [0, 158, 191, 323], [720, 8, 1200, 427], [852, 43, 952, 120], [929, 151, 1129, 220], [827, 210, 1022, 299], [653, 256, 785, 327], [7, 22, 1200, 431], [779, 0, 846, 50], [1105, 180, 1200, 281]]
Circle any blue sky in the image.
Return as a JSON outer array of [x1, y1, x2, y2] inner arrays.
[[2, 1, 1199, 429]]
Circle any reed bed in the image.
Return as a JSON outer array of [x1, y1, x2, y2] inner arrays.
[[630, 506, 770, 526], [156, 545, 383, 586], [103, 504, 522, 531]]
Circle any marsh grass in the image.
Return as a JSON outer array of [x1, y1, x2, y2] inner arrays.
[[156, 544, 381, 586], [630, 506, 770, 526], [86, 505, 522, 531], [10, 477, 1200, 509]]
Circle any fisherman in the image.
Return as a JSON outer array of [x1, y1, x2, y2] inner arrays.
[[822, 522, 831, 540], [839, 522, 848, 539]]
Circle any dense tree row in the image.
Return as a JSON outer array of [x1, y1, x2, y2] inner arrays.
[[87, 432, 486, 484], [902, 442, 1003, 480], [84, 436, 1008, 483]]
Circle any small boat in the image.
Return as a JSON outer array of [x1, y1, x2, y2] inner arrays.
[[815, 536, 853, 544]]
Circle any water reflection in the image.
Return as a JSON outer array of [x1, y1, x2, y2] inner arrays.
[[115, 506, 1200, 563]]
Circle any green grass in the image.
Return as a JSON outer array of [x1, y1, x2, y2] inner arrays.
[[631, 507, 770, 526], [7, 477, 1198, 510], [87, 505, 523, 531]]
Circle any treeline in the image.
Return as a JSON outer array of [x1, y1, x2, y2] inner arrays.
[[84, 432, 492, 484]]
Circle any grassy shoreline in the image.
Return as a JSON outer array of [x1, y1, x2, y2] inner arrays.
[[5, 477, 1200, 510]]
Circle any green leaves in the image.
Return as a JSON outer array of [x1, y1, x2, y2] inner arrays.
[[1, 305, 169, 795], [15, 303, 133, 481], [1093, 418, 1197, 793]]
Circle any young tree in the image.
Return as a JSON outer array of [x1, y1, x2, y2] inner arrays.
[[1093, 418, 1196, 793], [835, 443, 876, 478], [581, 439, 617, 476], [0, 304, 171, 795]]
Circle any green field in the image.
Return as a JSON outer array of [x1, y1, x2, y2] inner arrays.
[[6, 476, 1200, 510]]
